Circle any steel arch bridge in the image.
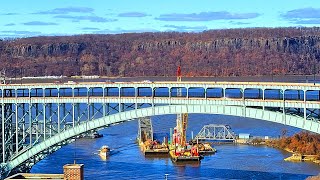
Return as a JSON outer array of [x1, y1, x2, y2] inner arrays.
[[1, 80, 320, 178]]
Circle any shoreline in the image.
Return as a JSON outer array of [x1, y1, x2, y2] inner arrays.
[[267, 144, 320, 165], [283, 151, 320, 165], [235, 137, 320, 165]]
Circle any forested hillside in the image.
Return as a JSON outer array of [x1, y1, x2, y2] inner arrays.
[[1, 27, 320, 77]]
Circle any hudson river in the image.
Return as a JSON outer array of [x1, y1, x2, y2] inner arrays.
[[31, 114, 320, 179]]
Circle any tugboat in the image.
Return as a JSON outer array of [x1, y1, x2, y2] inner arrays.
[[99, 145, 110, 158], [82, 131, 103, 139]]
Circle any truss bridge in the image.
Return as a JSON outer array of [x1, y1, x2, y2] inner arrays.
[[1, 80, 320, 178], [195, 124, 236, 141]]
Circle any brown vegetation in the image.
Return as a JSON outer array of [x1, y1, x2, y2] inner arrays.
[[1, 27, 320, 77], [306, 174, 320, 180], [267, 131, 320, 156]]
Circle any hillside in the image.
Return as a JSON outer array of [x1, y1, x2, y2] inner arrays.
[[1, 27, 320, 77]]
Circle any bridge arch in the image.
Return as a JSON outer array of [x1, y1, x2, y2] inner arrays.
[[7, 104, 320, 171]]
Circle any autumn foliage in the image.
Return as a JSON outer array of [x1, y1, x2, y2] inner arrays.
[[1, 27, 320, 77], [267, 131, 320, 156]]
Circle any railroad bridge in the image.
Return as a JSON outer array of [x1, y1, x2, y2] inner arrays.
[[1, 80, 320, 178]]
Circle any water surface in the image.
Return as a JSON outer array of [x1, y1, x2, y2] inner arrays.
[[31, 114, 320, 179]]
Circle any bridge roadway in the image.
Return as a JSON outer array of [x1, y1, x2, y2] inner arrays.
[[2, 80, 320, 89], [1, 81, 320, 178], [2, 96, 320, 110]]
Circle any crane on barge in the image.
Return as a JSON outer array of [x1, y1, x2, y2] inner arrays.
[[169, 65, 202, 162], [175, 66, 188, 147]]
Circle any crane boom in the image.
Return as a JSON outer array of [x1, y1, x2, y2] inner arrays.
[[176, 66, 188, 146]]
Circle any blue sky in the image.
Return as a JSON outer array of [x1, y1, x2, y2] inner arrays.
[[1, 0, 320, 37]]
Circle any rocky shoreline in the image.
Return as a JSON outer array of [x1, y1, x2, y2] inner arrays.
[[236, 136, 320, 166]]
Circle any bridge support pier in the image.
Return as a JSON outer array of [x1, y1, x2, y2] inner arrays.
[[1, 103, 5, 163], [241, 89, 246, 117], [281, 89, 286, 125], [262, 89, 265, 111], [304, 90, 307, 120]]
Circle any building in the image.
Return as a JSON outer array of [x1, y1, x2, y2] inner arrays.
[[5, 164, 84, 180], [238, 133, 251, 139], [63, 164, 84, 180]]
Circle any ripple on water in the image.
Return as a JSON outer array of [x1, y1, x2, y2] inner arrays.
[[31, 114, 320, 179]]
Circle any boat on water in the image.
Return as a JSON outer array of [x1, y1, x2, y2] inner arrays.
[[99, 145, 110, 157], [169, 145, 203, 162], [82, 131, 103, 139], [91, 132, 103, 139]]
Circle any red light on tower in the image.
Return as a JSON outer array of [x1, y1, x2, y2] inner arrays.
[[177, 66, 181, 77]]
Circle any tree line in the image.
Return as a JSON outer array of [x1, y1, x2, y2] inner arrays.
[[267, 131, 320, 156], [1, 27, 320, 77]]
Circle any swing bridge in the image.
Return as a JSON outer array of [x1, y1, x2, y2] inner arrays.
[[194, 124, 236, 141]]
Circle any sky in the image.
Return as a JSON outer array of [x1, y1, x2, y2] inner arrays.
[[1, 0, 320, 38]]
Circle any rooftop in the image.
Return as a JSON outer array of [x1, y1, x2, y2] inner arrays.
[[5, 173, 64, 180]]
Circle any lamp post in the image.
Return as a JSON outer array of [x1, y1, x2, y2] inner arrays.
[[271, 63, 274, 82], [313, 59, 316, 85]]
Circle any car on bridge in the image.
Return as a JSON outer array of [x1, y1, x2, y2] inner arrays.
[[65, 81, 77, 85], [142, 80, 153, 83], [105, 80, 114, 83], [53, 80, 62, 84]]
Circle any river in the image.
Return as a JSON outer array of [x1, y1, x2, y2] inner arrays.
[[31, 114, 320, 179]]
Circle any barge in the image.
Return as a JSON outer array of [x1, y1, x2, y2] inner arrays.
[[140, 140, 169, 156], [169, 148, 202, 162], [137, 117, 169, 156]]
